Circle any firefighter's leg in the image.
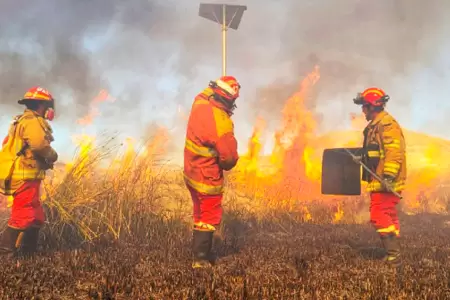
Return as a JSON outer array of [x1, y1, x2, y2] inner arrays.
[[188, 186, 202, 224], [370, 192, 401, 266], [19, 226, 40, 257], [202, 193, 223, 263], [383, 193, 402, 266], [0, 226, 22, 258], [8, 181, 45, 230], [380, 233, 401, 267], [192, 224, 215, 269], [191, 191, 223, 268], [188, 187, 212, 268], [388, 194, 401, 237]]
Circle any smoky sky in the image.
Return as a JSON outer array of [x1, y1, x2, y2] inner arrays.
[[245, 0, 448, 129], [0, 0, 448, 138]]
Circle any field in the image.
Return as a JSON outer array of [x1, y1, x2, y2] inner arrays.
[[0, 208, 449, 299], [0, 139, 449, 300], [1, 68, 450, 299]]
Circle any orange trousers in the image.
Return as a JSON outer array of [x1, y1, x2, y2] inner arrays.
[[187, 185, 223, 228], [370, 192, 400, 237], [8, 181, 45, 230]]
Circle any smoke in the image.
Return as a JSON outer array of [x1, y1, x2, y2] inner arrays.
[[0, 0, 213, 122], [0, 0, 448, 140], [242, 0, 449, 133]]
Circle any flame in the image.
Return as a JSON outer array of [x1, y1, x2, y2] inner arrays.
[[237, 65, 322, 206], [77, 89, 116, 125], [245, 116, 266, 175], [66, 90, 115, 173], [333, 204, 344, 224], [65, 134, 95, 174], [233, 64, 450, 220], [43, 72, 450, 224]]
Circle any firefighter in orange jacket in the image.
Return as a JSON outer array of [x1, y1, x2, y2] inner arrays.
[[0, 86, 58, 258], [353, 87, 406, 267], [184, 76, 240, 268]]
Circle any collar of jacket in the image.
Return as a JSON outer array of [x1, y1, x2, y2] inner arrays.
[[22, 109, 53, 134], [198, 87, 233, 116], [366, 110, 388, 128], [23, 109, 43, 119]]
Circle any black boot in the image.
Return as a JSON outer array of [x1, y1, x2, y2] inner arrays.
[[0, 227, 22, 258], [192, 230, 214, 269], [212, 228, 224, 261], [19, 227, 40, 257], [381, 233, 402, 267]]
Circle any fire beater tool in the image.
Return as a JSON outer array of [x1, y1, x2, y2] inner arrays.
[[342, 148, 403, 199]]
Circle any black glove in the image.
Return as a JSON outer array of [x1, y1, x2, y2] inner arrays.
[[382, 174, 395, 187], [37, 158, 54, 170]]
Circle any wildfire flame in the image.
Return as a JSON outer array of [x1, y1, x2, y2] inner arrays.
[[236, 65, 323, 210], [77, 89, 116, 125], [234, 64, 450, 219], [35, 68, 450, 222]]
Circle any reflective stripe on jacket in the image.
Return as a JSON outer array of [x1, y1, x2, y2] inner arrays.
[[0, 109, 58, 195], [362, 111, 407, 193], [184, 87, 239, 195]]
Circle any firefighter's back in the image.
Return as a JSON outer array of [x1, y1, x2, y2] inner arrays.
[[184, 89, 224, 195]]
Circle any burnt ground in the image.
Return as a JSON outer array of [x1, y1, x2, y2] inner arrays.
[[0, 213, 449, 300]]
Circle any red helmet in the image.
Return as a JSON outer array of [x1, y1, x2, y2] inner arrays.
[[353, 87, 389, 107], [18, 86, 56, 120], [209, 75, 241, 102], [19, 86, 54, 104]]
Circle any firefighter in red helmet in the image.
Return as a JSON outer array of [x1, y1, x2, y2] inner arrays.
[[184, 76, 240, 268], [0, 86, 58, 258], [353, 87, 406, 267]]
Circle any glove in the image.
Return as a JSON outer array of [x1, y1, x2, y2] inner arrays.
[[382, 174, 395, 188], [45, 159, 54, 170], [352, 155, 362, 164], [37, 158, 54, 170]]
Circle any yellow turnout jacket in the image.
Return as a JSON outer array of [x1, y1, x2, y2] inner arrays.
[[0, 109, 58, 195], [362, 110, 407, 192]]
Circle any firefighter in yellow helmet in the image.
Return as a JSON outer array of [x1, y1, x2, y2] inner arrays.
[[354, 87, 406, 267], [0, 86, 58, 258]]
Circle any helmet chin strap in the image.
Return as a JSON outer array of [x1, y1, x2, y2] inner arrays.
[[364, 105, 384, 121], [212, 94, 236, 113]]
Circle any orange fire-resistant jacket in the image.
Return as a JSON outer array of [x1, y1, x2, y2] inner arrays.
[[184, 87, 239, 195], [0, 109, 58, 195], [362, 110, 407, 193]]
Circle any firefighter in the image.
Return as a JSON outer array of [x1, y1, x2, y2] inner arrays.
[[353, 87, 406, 267], [184, 76, 240, 268], [0, 86, 58, 258]]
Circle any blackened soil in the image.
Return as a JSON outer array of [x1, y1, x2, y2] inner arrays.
[[0, 213, 449, 299]]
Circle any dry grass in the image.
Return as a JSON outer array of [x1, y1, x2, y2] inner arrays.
[[0, 139, 449, 299]]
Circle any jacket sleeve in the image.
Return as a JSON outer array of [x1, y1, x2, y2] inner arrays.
[[212, 108, 239, 171], [380, 117, 405, 178], [21, 117, 58, 164]]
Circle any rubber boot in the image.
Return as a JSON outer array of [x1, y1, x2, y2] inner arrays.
[[0, 227, 22, 258], [192, 230, 214, 269], [19, 227, 40, 258], [211, 228, 224, 262], [381, 233, 402, 267]]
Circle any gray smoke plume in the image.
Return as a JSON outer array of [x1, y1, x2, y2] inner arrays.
[[0, 0, 212, 122], [240, 0, 449, 133], [0, 0, 448, 137]]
